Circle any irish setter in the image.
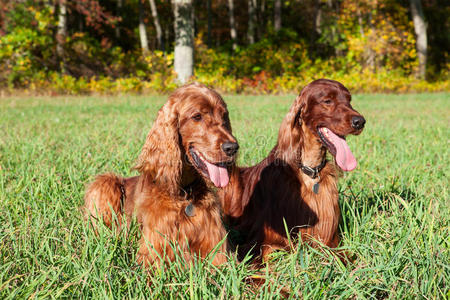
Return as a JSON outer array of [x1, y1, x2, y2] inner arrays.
[[220, 79, 365, 262], [84, 83, 239, 266]]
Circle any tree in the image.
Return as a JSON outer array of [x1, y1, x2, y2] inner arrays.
[[255, 0, 264, 40], [149, 0, 163, 50], [173, 0, 194, 84], [314, 0, 322, 35], [410, 0, 427, 79], [56, 0, 67, 71], [247, 0, 256, 44], [274, 0, 281, 31], [138, 0, 149, 55], [228, 0, 237, 51]]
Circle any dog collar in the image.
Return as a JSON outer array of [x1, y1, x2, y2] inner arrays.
[[299, 158, 327, 179]]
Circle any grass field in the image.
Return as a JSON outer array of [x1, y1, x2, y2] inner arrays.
[[0, 93, 449, 298]]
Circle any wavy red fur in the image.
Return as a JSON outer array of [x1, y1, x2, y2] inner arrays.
[[84, 83, 238, 266], [220, 79, 365, 262]]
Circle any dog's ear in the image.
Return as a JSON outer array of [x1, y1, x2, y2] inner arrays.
[[293, 96, 306, 128], [219, 165, 246, 218], [276, 93, 306, 160], [282, 92, 307, 129], [134, 99, 182, 195]]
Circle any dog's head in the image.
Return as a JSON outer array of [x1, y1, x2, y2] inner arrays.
[[278, 79, 365, 171], [135, 83, 238, 195]]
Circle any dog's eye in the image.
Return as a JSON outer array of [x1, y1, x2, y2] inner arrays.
[[323, 99, 333, 105], [192, 113, 202, 121]]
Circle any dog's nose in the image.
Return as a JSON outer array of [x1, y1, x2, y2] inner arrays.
[[351, 116, 366, 130], [221, 141, 239, 156]]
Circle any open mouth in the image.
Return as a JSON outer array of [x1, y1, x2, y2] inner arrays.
[[189, 148, 230, 188], [317, 127, 357, 172]]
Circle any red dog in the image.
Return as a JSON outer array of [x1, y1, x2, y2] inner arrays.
[[84, 83, 239, 266], [221, 79, 365, 261]]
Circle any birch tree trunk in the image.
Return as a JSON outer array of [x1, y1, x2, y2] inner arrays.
[[228, 0, 237, 51], [56, 0, 67, 71], [247, 0, 255, 44], [274, 0, 281, 31], [410, 0, 427, 79], [149, 0, 163, 50], [138, 0, 149, 55], [314, 0, 322, 35], [173, 0, 194, 84]]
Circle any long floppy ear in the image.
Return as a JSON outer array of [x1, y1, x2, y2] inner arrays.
[[134, 99, 182, 195], [276, 92, 306, 161]]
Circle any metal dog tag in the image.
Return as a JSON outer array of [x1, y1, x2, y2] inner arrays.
[[185, 203, 195, 217], [313, 182, 320, 194]]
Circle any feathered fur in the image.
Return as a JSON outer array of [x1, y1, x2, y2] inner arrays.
[[84, 83, 238, 266], [220, 79, 365, 262]]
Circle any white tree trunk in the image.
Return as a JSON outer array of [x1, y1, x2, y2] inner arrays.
[[228, 0, 237, 51], [149, 0, 163, 50], [173, 0, 194, 84], [274, 0, 281, 31], [138, 0, 149, 55], [314, 0, 322, 35], [410, 0, 427, 79], [56, 0, 67, 62], [247, 0, 255, 44]]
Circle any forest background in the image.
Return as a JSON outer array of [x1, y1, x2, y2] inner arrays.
[[1, 2, 449, 297], [0, 0, 448, 94]]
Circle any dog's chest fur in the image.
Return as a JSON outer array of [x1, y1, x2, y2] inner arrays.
[[298, 164, 340, 246], [135, 179, 228, 265]]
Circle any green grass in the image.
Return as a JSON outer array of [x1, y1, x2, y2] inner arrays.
[[0, 93, 449, 298]]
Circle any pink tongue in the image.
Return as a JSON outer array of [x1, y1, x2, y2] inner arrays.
[[322, 128, 357, 171], [204, 160, 229, 188]]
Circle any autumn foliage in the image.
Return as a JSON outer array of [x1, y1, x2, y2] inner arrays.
[[0, 0, 448, 94]]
